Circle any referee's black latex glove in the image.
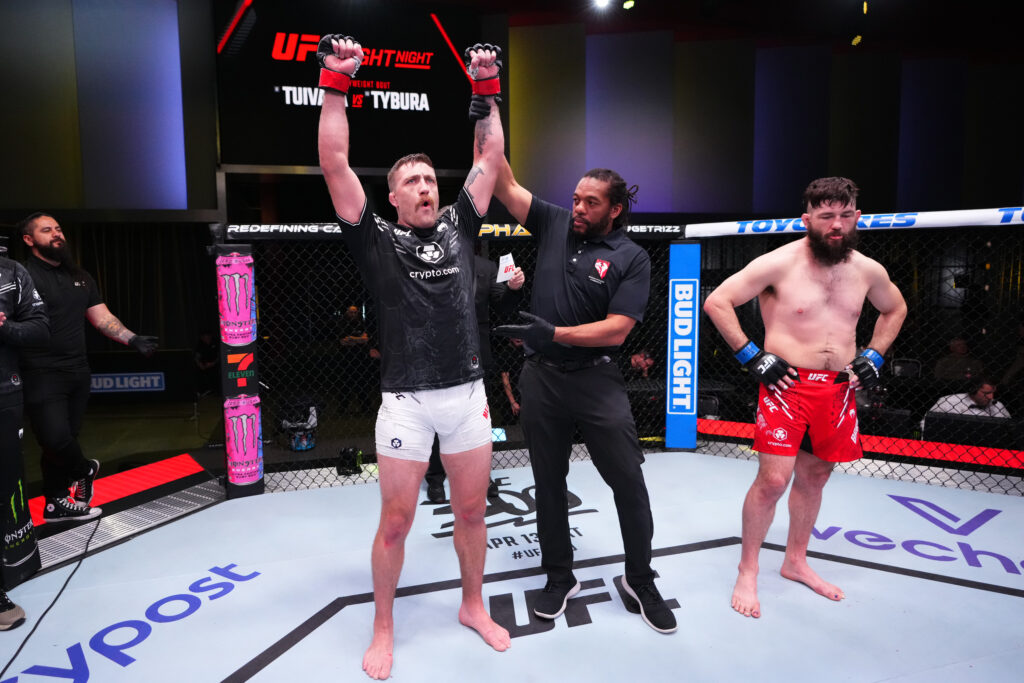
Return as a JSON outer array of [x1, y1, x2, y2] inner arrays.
[[745, 349, 797, 389], [129, 334, 159, 358], [493, 311, 554, 349]]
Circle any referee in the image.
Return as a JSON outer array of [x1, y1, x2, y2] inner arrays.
[[493, 162, 677, 634]]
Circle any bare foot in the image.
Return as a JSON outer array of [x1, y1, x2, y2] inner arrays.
[[362, 631, 394, 680], [731, 569, 761, 618], [780, 560, 844, 601], [459, 604, 511, 651]]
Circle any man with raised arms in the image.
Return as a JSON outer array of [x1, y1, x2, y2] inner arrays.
[[703, 177, 906, 618], [317, 35, 510, 678]]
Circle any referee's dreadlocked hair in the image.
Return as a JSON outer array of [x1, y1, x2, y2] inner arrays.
[[581, 168, 638, 230]]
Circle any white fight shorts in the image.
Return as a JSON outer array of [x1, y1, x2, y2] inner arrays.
[[375, 379, 491, 461]]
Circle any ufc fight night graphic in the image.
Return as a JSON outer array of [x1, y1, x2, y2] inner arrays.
[[215, 0, 482, 170]]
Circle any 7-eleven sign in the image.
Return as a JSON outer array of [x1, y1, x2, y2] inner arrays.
[[226, 352, 257, 390]]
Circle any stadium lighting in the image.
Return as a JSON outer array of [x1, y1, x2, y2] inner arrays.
[[594, 0, 611, 9], [623, 0, 635, 8]]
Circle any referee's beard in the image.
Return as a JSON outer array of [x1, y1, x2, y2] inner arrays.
[[572, 213, 614, 240]]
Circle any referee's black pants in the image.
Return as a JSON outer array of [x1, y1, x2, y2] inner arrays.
[[519, 358, 656, 587], [22, 369, 93, 499]]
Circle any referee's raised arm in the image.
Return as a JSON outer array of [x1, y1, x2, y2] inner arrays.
[[317, 34, 366, 224]]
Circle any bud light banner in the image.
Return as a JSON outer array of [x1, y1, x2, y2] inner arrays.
[[217, 252, 257, 347], [224, 394, 264, 487], [666, 241, 701, 449]]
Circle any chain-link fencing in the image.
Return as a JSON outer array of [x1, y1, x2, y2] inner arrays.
[[239, 224, 1024, 495]]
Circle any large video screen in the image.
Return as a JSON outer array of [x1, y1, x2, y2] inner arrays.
[[216, 0, 489, 171]]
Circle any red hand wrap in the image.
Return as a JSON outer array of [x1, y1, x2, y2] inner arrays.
[[319, 69, 352, 94], [471, 77, 500, 97]]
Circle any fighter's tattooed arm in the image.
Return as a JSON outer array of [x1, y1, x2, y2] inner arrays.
[[474, 113, 494, 157], [466, 97, 503, 216], [464, 165, 485, 203]]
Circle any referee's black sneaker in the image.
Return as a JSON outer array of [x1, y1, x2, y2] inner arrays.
[[72, 459, 101, 506], [426, 481, 445, 504], [43, 496, 102, 524], [533, 578, 581, 619], [622, 579, 677, 633]]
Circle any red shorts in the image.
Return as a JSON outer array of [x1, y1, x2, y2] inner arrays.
[[752, 368, 863, 463]]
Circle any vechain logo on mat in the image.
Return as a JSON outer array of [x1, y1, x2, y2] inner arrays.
[[813, 494, 1022, 576]]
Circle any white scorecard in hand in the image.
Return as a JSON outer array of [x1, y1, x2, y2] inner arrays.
[[496, 253, 516, 282]]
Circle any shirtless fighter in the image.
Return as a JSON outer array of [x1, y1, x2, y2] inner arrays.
[[703, 177, 907, 618]]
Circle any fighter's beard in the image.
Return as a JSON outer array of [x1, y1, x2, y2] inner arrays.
[[808, 228, 858, 266]]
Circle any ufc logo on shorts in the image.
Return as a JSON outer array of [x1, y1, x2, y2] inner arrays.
[[807, 372, 829, 382], [762, 397, 778, 413]]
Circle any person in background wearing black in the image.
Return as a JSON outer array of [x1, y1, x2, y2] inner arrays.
[[492, 162, 678, 635], [933, 336, 984, 381], [194, 329, 219, 397], [17, 213, 158, 524], [498, 337, 525, 426], [425, 255, 524, 503], [0, 254, 48, 631]]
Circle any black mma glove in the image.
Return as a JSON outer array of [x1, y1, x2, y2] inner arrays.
[[129, 334, 159, 358], [468, 95, 491, 121], [734, 341, 797, 388], [493, 311, 554, 349], [464, 43, 502, 120], [849, 348, 883, 390], [317, 34, 361, 94]]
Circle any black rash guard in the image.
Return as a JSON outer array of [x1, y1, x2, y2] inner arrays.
[[340, 187, 485, 392], [0, 257, 49, 398]]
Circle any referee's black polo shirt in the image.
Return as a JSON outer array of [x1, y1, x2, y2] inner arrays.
[[21, 255, 102, 373], [524, 196, 651, 363]]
